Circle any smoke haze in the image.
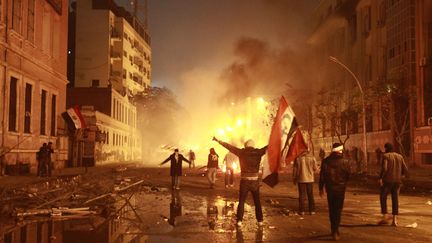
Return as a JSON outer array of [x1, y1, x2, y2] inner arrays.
[[141, 0, 320, 165]]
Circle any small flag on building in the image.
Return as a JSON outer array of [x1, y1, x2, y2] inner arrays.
[[263, 96, 308, 187], [62, 105, 86, 129]]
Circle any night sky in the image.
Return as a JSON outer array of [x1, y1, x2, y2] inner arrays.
[[115, 0, 318, 102], [149, 1, 317, 89]]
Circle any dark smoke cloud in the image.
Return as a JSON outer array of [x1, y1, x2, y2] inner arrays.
[[220, 37, 321, 102]]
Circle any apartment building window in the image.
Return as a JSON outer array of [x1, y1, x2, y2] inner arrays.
[[27, 0, 35, 42], [8, 77, 18, 132], [20, 226, 27, 243], [40, 90, 47, 135], [24, 83, 32, 133], [349, 14, 357, 43], [363, 6, 371, 37], [378, 1, 386, 27], [51, 95, 56, 136], [91, 79, 99, 87], [12, 0, 22, 33]]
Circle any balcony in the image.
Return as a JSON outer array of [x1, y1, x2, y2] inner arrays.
[[132, 73, 143, 86], [110, 50, 121, 59], [110, 29, 121, 39], [133, 55, 143, 67]]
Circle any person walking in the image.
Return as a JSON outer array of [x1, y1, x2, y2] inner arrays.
[[47, 142, 55, 177], [319, 143, 351, 241], [378, 143, 409, 226], [36, 143, 47, 177], [207, 148, 219, 189], [161, 149, 191, 190], [188, 150, 196, 168], [213, 137, 267, 227], [223, 151, 238, 188], [293, 150, 318, 215]]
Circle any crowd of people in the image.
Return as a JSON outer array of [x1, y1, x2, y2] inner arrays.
[[160, 139, 409, 241]]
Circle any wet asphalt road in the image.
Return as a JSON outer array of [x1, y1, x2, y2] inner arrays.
[[121, 167, 432, 243]]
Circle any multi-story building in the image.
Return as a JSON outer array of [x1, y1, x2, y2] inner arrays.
[[0, 0, 69, 174], [309, 0, 432, 167], [413, 0, 432, 165], [67, 0, 150, 165]]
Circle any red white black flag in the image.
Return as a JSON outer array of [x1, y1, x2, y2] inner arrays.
[[263, 96, 308, 187], [62, 105, 86, 129]]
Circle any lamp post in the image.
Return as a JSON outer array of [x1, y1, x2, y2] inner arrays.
[[329, 56, 368, 171]]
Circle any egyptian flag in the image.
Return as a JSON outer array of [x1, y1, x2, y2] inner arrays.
[[62, 105, 86, 129], [263, 96, 307, 187], [285, 128, 308, 164]]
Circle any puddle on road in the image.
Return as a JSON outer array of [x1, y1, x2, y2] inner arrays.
[[1, 188, 270, 243]]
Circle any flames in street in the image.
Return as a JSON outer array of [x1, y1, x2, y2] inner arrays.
[[158, 97, 273, 168]]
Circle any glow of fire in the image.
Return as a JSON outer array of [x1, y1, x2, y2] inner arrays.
[[168, 97, 271, 168]]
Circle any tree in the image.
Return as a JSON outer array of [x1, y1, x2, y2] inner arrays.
[[314, 84, 362, 149], [366, 81, 414, 158]]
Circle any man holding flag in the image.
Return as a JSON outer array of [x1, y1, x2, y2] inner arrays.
[[263, 96, 308, 187]]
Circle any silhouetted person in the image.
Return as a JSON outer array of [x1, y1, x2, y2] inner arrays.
[[47, 142, 54, 177], [379, 143, 409, 226], [161, 149, 191, 190], [37, 143, 49, 177], [223, 151, 238, 188], [188, 150, 196, 168], [213, 137, 267, 227], [319, 143, 351, 241], [207, 148, 219, 188]]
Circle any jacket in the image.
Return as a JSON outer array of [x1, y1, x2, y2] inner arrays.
[[319, 152, 351, 191], [293, 153, 317, 183], [162, 153, 190, 176], [218, 141, 267, 177], [380, 152, 408, 183]]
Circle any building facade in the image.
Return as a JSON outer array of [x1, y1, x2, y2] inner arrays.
[[67, 0, 150, 165], [0, 0, 69, 174], [310, 0, 432, 167]]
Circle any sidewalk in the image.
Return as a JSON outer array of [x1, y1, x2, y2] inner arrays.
[[0, 163, 133, 191]]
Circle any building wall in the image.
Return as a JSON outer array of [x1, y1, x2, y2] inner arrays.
[[74, 0, 110, 88], [311, 0, 432, 167], [74, 0, 151, 95], [70, 0, 150, 165], [0, 0, 69, 173]]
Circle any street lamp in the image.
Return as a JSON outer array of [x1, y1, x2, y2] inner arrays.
[[329, 56, 368, 171]]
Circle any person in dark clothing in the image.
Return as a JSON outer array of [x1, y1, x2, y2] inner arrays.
[[188, 150, 196, 168], [37, 143, 49, 177], [161, 149, 191, 190], [207, 148, 219, 188], [47, 142, 54, 177], [37, 143, 46, 177], [378, 143, 409, 226], [319, 143, 351, 241], [213, 136, 267, 227]]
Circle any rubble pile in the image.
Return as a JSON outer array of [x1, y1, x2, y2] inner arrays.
[[0, 166, 152, 224]]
